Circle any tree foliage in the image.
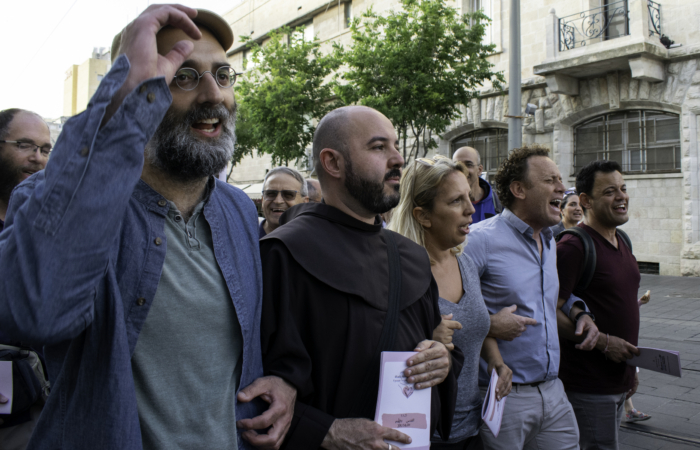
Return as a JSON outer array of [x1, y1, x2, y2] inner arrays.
[[235, 26, 341, 166], [335, 0, 504, 160]]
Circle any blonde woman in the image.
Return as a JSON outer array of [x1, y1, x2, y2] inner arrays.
[[389, 155, 512, 449]]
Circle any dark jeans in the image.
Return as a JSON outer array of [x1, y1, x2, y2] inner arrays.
[[431, 434, 483, 450]]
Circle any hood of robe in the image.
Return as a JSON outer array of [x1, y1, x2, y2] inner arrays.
[[260, 202, 433, 311]]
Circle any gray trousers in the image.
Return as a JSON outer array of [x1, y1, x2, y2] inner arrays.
[[479, 378, 579, 450], [566, 390, 626, 450]]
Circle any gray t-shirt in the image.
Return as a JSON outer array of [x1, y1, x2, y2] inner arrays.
[[432, 252, 490, 443], [132, 197, 243, 450]]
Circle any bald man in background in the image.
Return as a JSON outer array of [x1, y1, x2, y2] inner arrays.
[[453, 146, 502, 223]]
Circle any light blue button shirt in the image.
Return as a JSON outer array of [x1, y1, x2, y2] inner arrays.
[[465, 208, 560, 385]]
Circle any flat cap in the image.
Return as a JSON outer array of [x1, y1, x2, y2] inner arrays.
[[111, 9, 234, 62]]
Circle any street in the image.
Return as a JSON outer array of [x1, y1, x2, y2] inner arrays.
[[620, 274, 700, 449]]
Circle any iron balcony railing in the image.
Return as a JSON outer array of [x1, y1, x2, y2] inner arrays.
[[559, 1, 662, 51], [648, 0, 661, 37], [559, 0, 630, 51]]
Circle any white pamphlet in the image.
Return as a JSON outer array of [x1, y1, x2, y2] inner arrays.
[[0, 361, 12, 414], [374, 352, 431, 450], [481, 369, 507, 438], [626, 347, 682, 377]]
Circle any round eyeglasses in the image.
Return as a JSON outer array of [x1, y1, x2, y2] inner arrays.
[[172, 66, 240, 91]]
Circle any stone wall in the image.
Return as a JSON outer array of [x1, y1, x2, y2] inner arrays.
[[620, 175, 683, 276], [440, 58, 700, 275], [680, 68, 700, 275]]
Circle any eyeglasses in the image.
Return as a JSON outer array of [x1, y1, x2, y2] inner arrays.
[[262, 189, 300, 202], [172, 66, 240, 91], [410, 155, 451, 205], [0, 140, 51, 157]]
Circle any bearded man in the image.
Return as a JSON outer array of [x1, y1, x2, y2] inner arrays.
[[0, 108, 51, 450], [0, 6, 294, 450], [258, 105, 462, 449], [0, 109, 51, 229]]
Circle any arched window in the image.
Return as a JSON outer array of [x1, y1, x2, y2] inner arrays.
[[574, 110, 680, 174], [451, 128, 507, 176]]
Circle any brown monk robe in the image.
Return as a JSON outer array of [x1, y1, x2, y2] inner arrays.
[[260, 202, 463, 449]]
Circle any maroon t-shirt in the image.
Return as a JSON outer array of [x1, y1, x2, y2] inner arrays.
[[557, 224, 640, 394]]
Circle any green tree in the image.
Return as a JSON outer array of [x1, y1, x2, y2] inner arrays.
[[235, 26, 342, 167], [335, 0, 503, 161]]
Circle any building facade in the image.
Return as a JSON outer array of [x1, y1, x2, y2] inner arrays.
[[223, 0, 700, 276], [63, 48, 111, 117]]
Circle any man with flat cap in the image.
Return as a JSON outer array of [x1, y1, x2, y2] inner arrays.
[[0, 6, 294, 450], [260, 105, 462, 449]]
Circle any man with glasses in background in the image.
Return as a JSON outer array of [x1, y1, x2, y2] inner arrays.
[[0, 109, 51, 230], [0, 108, 51, 450], [0, 6, 294, 449], [259, 167, 309, 238]]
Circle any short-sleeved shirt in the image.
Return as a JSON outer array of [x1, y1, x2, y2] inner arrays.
[[556, 224, 640, 394]]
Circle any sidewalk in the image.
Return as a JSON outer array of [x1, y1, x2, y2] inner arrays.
[[619, 274, 700, 450]]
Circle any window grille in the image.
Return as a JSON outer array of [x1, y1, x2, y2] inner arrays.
[[574, 110, 680, 174], [451, 128, 508, 177]]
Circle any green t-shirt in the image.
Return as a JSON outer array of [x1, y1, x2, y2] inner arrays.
[[132, 197, 242, 450]]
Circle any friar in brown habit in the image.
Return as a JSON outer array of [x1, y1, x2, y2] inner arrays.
[[259, 106, 463, 450]]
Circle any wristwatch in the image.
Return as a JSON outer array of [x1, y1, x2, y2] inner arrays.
[[575, 311, 595, 322]]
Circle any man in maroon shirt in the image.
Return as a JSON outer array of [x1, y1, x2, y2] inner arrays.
[[556, 160, 641, 450]]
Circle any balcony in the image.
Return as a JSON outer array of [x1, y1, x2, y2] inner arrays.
[[534, 0, 669, 96]]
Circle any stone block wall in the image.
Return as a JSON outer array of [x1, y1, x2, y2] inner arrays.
[[620, 175, 684, 276], [441, 58, 700, 275]]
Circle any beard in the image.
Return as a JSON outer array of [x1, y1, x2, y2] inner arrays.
[[0, 150, 42, 204], [344, 157, 401, 215], [144, 102, 236, 181]]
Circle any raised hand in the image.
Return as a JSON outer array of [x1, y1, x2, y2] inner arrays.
[[104, 4, 202, 125]]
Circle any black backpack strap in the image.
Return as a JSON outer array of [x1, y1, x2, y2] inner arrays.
[[348, 229, 402, 417], [556, 227, 596, 295], [617, 229, 633, 253]]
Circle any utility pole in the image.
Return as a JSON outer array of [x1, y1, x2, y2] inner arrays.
[[507, 0, 521, 151]]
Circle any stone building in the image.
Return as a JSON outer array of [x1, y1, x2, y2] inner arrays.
[[223, 0, 700, 276], [63, 48, 111, 117]]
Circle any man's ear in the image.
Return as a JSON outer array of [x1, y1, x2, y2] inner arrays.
[[578, 192, 592, 210], [510, 181, 527, 201], [412, 207, 431, 229], [478, 164, 484, 176], [319, 148, 343, 180]]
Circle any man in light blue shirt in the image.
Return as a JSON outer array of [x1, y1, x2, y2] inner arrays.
[[466, 145, 598, 449]]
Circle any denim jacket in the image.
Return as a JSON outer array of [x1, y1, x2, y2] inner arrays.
[[0, 56, 264, 449]]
